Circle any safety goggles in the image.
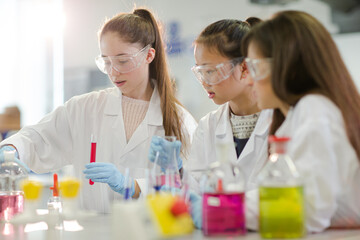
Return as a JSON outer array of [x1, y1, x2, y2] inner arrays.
[[245, 58, 272, 82], [95, 44, 151, 74], [191, 57, 244, 85]]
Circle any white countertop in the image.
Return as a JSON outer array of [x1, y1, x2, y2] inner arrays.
[[1, 213, 360, 240]]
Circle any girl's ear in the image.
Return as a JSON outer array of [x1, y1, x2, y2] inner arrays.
[[146, 48, 156, 64], [240, 62, 254, 86], [240, 62, 248, 80]]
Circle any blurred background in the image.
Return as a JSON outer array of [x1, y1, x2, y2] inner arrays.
[[0, 0, 359, 133]]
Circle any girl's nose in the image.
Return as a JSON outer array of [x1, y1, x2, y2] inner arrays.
[[201, 80, 211, 88], [109, 65, 120, 76]]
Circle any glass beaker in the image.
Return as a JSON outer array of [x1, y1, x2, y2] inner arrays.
[[60, 177, 81, 220], [201, 141, 246, 236], [0, 150, 28, 221]]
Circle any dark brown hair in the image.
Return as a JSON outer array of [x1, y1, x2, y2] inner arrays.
[[242, 10, 360, 159], [194, 17, 261, 59], [99, 8, 188, 151]]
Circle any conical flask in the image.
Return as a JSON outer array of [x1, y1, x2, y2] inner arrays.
[[258, 135, 305, 238], [148, 136, 181, 195], [201, 141, 246, 236], [162, 136, 181, 191]]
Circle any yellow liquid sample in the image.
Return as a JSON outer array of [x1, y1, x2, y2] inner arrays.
[[21, 180, 43, 200], [60, 178, 80, 198], [259, 186, 305, 238]]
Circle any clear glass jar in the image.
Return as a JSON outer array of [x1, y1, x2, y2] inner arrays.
[[258, 135, 305, 238], [0, 150, 28, 221]]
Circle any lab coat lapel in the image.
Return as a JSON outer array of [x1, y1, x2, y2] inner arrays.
[[215, 103, 237, 162], [122, 85, 163, 156], [239, 110, 271, 160], [103, 88, 127, 156]]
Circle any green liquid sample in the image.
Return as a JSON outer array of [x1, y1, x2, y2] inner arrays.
[[259, 186, 305, 238]]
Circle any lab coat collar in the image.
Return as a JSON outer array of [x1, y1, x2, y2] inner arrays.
[[104, 87, 122, 115], [215, 103, 272, 137], [239, 109, 272, 161], [212, 103, 237, 161], [253, 109, 273, 137], [214, 103, 231, 137], [103, 81, 163, 126], [214, 104, 272, 161], [104, 81, 163, 158]]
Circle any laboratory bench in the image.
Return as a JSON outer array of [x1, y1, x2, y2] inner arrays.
[[2, 212, 360, 240]]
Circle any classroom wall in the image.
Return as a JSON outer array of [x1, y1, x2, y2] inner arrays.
[[63, 0, 359, 121]]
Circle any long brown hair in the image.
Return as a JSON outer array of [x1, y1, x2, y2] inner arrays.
[[194, 18, 261, 58], [98, 8, 188, 151], [242, 11, 360, 159]]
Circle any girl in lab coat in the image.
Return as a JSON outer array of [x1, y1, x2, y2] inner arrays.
[[187, 18, 273, 191], [149, 18, 272, 229], [0, 8, 197, 213], [153, 18, 272, 187], [186, 17, 275, 230], [243, 10, 360, 232]]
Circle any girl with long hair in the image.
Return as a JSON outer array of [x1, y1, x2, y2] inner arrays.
[[0, 8, 197, 212], [243, 10, 360, 232]]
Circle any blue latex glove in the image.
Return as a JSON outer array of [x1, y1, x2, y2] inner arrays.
[[160, 186, 202, 228], [83, 162, 135, 197], [189, 191, 202, 229], [148, 136, 182, 171], [0, 145, 31, 172]]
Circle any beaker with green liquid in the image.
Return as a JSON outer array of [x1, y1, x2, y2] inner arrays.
[[258, 136, 305, 239]]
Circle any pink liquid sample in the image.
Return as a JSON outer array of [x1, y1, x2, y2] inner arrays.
[[154, 174, 181, 189], [89, 141, 97, 185], [202, 192, 246, 236], [0, 193, 24, 221]]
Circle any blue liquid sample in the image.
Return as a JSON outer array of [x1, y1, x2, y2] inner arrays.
[[124, 188, 130, 200], [153, 185, 161, 192]]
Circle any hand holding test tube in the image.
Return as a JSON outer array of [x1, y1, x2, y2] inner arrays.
[[89, 134, 97, 185]]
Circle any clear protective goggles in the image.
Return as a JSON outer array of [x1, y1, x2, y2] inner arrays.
[[191, 57, 244, 85], [245, 58, 272, 82], [95, 44, 151, 74]]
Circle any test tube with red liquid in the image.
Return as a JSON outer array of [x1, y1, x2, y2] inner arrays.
[[89, 134, 97, 185]]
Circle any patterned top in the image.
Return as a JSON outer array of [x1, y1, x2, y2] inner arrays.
[[230, 112, 260, 139]]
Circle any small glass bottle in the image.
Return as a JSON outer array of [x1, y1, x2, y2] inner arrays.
[[48, 173, 62, 214], [201, 142, 246, 236], [47, 173, 63, 230], [258, 136, 305, 239]]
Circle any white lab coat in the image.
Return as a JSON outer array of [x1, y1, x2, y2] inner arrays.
[[187, 102, 273, 192], [1, 84, 197, 213], [246, 94, 360, 232]]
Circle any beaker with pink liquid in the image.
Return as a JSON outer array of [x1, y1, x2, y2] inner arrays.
[[201, 142, 246, 237], [203, 191, 246, 236], [0, 150, 28, 221]]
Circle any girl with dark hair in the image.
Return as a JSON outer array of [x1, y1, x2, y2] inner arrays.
[[188, 18, 272, 189], [243, 10, 360, 232], [152, 17, 273, 229], [0, 8, 197, 212]]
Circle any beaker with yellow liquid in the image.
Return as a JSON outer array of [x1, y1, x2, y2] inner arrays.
[[258, 136, 305, 239]]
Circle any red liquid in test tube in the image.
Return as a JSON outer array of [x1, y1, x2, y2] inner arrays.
[[89, 134, 97, 185]]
